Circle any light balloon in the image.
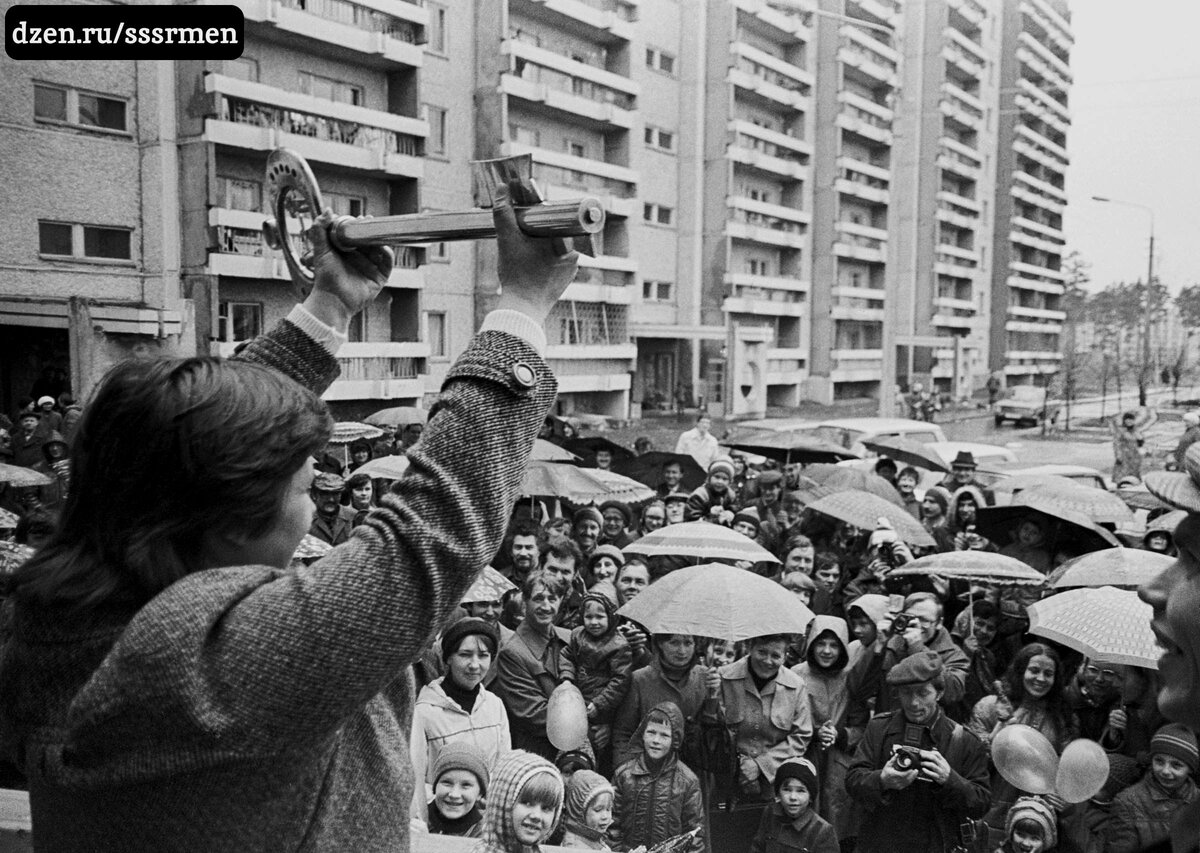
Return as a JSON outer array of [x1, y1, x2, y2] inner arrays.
[[1055, 739, 1110, 804], [546, 681, 589, 751], [991, 724, 1059, 795]]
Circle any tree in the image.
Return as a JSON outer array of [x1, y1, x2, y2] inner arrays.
[[1134, 278, 1171, 406], [1175, 284, 1200, 402], [1059, 251, 1091, 430]]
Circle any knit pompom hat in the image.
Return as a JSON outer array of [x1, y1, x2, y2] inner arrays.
[[1005, 797, 1057, 849], [431, 743, 490, 797], [708, 457, 736, 480], [1151, 723, 1199, 773], [563, 769, 615, 825]]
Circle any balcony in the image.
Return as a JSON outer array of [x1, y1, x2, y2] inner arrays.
[[836, 155, 890, 204], [723, 295, 806, 317], [936, 189, 980, 216], [502, 40, 638, 130], [727, 120, 811, 181], [943, 27, 987, 64], [1016, 124, 1069, 164], [734, 42, 814, 90], [834, 221, 887, 263], [851, 0, 899, 26], [935, 260, 978, 281], [501, 141, 638, 196], [1016, 38, 1071, 93], [1008, 305, 1066, 322], [932, 313, 978, 331], [1017, 28, 1072, 83], [1010, 260, 1065, 282], [725, 271, 810, 295], [836, 93, 893, 145], [729, 195, 809, 227], [733, 0, 812, 43], [204, 75, 426, 179], [936, 203, 976, 231], [831, 348, 883, 382], [832, 304, 885, 322], [1012, 214, 1064, 243], [1007, 319, 1064, 335], [766, 347, 807, 385], [1012, 183, 1065, 217], [204, 0, 425, 69], [940, 81, 985, 128], [1015, 93, 1070, 140], [946, 0, 985, 27], [322, 342, 429, 401], [942, 41, 984, 81], [1007, 273, 1064, 296], [726, 200, 808, 249], [531, 164, 638, 220], [1017, 77, 1070, 122], [729, 51, 811, 112], [1010, 227, 1063, 256], [1013, 169, 1068, 205], [524, 0, 636, 43], [934, 295, 977, 313], [838, 25, 899, 86], [1019, 0, 1073, 56]]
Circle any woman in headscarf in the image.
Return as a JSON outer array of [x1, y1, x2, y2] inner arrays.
[[473, 750, 564, 853]]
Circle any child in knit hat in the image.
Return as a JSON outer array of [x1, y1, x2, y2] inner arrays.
[[1058, 753, 1142, 853], [749, 757, 838, 853], [996, 796, 1057, 853], [476, 750, 564, 853], [426, 743, 490, 839], [683, 458, 736, 524], [1108, 723, 1200, 853], [560, 769, 615, 849]]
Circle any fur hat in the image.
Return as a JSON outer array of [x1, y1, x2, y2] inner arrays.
[[708, 457, 736, 480], [1151, 723, 1199, 773], [573, 506, 604, 528], [1006, 797, 1056, 849], [774, 757, 819, 800], [563, 770, 615, 824], [432, 743, 490, 797], [440, 617, 499, 662]]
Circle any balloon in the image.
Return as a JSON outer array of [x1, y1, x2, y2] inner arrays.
[[546, 681, 589, 751], [1055, 739, 1110, 804], [991, 724, 1059, 795]]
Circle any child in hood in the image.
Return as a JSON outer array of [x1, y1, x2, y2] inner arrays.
[[474, 750, 564, 853], [996, 796, 1057, 853], [426, 744, 489, 839], [560, 769, 615, 849], [559, 589, 633, 773], [749, 757, 838, 853], [612, 701, 705, 852]]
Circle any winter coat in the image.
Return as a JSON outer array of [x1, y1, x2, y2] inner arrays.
[[845, 708, 990, 853], [849, 624, 971, 715], [684, 484, 734, 522], [426, 802, 484, 838], [1057, 798, 1117, 853], [0, 315, 556, 852], [1108, 775, 1199, 853], [704, 656, 814, 789], [308, 505, 357, 546], [475, 750, 563, 853], [410, 677, 511, 814], [612, 702, 705, 853], [559, 611, 632, 722], [560, 827, 611, 849], [613, 656, 713, 768], [494, 619, 571, 759], [749, 802, 839, 853]]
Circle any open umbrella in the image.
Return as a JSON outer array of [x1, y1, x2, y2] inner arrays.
[[0, 508, 18, 529], [887, 551, 1047, 586], [0, 463, 52, 488], [1048, 548, 1173, 589], [563, 436, 635, 465], [806, 490, 935, 548], [819, 468, 904, 505], [622, 520, 780, 564], [364, 406, 427, 428], [973, 503, 1121, 556], [1010, 481, 1134, 526], [611, 451, 705, 492], [462, 566, 517, 603], [1117, 486, 1171, 513], [861, 436, 951, 473], [292, 533, 333, 562], [991, 474, 1082, 496], [532, 439, 581, 463], [1147, 510, 1187, 535], [522, 461, 654, 504], [328, 422, 384, 444], [1027, 586, 1159, 669], [354, 454, 410, 480], [617, 563, 813, 642], [722, 434, 859, 465], [0, 540, 36, 574]]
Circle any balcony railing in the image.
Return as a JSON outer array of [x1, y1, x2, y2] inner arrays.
[[509, 56, 636, 111], [546, 301, 630, 347], [278, 0, 423, 42], [728, 207, 805, 236], [214, 225, 424, 268], [532, 163, 635, 199], [219, 96, 422, 156]]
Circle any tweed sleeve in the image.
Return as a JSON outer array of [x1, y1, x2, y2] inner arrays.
[[68, 329, 557, 749], [230, 316, 341, 395]]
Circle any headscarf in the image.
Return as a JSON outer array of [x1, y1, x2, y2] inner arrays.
[[474, 751, 563, 853], [561, 770, 614, 844]]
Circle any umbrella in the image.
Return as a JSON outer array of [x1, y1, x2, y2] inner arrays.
[[617, 562, 813, 642], [861, 436, 951, 473], [722, 434, 859, 465], [1048, 548, 1174, 589], [623, 520, 780, 564], [0, 540, 36, 574], [806, 467, 904, 507], [1010, 481, 1135, 526], [1147, 510, 1187, 534], [364, 406, 427, 428], [1027, 586, 1159, 669], [0, 508, 18, 529], [521, 461, 654, 504], [532, 439, 581, 463], [462, 566, 517, 603], [354, 454, 410, 480], [887, 551, 1047, 586], [806, 490, 936, 548], [991, 474, 1083, 495], [611, 451, 705, 492], [292, 533, 333, 562], [1117, 486, 1171, 512], [563, 436, 635, 464], [0, 463, 52, 488], [973, 503, 1122, 556], [328, 422, 384, 444]]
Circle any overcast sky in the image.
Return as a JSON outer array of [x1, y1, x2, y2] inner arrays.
[[1064, 0, 1200, 293]]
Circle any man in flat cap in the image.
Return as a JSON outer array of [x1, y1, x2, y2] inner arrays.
[[846, 651, 990, 853], [308, 471, 354, 546]]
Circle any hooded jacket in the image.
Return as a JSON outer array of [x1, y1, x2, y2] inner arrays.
[[612, 702, 705, 852], [612, 650, 712, 769], [561, 769, 614, 850], [558, 592, 633, 721], [474, 750, 563, 853]]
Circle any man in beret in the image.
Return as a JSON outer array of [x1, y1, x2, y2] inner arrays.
[[748, 469, 787, 552], [845, 651, 990, 853], [308, 472, 355, 546]]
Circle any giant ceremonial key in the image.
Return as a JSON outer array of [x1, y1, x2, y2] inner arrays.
[[262, 148, 606, 293]]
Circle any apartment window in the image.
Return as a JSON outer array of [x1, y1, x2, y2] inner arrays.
[[643, 125, 676, 152], [224, 56, 259, 82], [642, 280, 673, 301], [509, 123, 540, 146], [425, 105, 447, 156], [850, 271, 863, 288], [565, 139, 588, 158], [39, 221, 132, 261], [218, 176, 262, 211], [325, 193, 366, 217], [643, 203, 674, 226], [427, 2, 447, 53], [646, 47, 675, 76], [427, 312, 447, 358], [748, 189, 771, 204], [747, 258, 770, 276], [217, 301, 263, 342], [34, 83, 128, 132], [298, 71, 363, 106]]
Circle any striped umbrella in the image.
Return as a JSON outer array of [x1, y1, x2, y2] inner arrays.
[[1048, 548, 1174, 589], [623, 520, 779, 564], [0, 463, 52, 488], [1028, 586, 1159, 669], [887, 551, 1046, 586], [1010, 481, 1134, 526], [806, 490, 935, 548], [522, 461, 654, 504], [462, 566, 517, 604], [328, 422, 384, 444]]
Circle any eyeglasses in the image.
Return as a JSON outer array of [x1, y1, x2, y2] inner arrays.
[[1084, 665, 1119, 681]]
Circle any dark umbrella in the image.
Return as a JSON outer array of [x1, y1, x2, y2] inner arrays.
[[974, 502, 1121, 556], [563, 436, 636, 465], [721, 434, 859, 465], [610, 451, 705, 492], [861, 436, 951, 473]]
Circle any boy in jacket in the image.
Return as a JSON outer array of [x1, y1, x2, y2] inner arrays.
[[1108, 724, 1199, 853], [749, 757, 838, 853]]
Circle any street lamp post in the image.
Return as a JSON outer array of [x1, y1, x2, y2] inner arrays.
[[1091, 195, 1156, 407]]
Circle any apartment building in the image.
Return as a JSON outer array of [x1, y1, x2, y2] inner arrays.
[[808, 0, 900, 403], [988, 0, 1072, 387], [0, 60, 194, 414]]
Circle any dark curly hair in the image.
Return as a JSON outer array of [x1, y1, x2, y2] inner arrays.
[[1000, 642, 1073, 741]]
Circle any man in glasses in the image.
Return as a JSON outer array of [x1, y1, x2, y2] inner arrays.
[[1065, 657, 1125, 741]]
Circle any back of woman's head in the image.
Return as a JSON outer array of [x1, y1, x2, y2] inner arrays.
[[12, 356, 331, 610]]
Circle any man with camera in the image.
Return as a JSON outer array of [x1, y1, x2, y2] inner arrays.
[[845, 652, 990, 853]]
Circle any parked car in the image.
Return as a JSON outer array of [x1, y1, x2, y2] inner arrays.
[[994, 464, 1111, 491], [994, 386, 1062, 427]]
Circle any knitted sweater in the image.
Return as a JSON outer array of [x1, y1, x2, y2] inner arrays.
[[0, 317, 556, 852]]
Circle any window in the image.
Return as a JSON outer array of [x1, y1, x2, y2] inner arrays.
[[425, 105, 447, 156], [509, 123, 540, 146], [427, 312, 447, 358], [747, 258, 770, 276], [218, 176, 262, 211], [34, 83, 127, 132], [217, 301, 263, 342], [224, 56, 259, 82], [643, 203, 674, 226], [298, 71, 363, 106], [643, 125, 676, 152], [642, 280, 673, 301], [565, 139, 587, 158], [646, 48, 676, 76], [38, 221, 132, 261], [427, 2, 447, 53], [325, 193, 366, 217]]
